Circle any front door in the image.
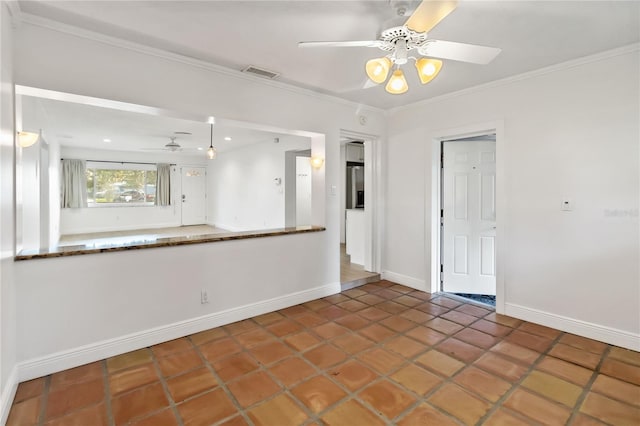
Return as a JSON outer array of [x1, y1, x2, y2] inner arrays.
[[181, 166, 206, 226], [442, 140, 496, 295]]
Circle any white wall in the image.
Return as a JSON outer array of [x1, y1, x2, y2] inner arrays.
[[47, 138, 60, 247], [385, 48, 640, 349], [0, 3, 17, 421], [208, 136, 310, 231], [12, 21, 385, 377], [59, 146, 207, 235], [19, 142, 39, 248], [295, 156, 312, 226], [340, 144, 346, 243]]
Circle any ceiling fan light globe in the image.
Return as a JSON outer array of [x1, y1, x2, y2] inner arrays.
[[424, 63, 436, 75], [365, 57, 391, 84], [385, 69, 408, 94], [415, 57, 442, 84]]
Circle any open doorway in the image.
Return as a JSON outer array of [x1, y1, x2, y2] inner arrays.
[[440, 134, 496, 306], [284, 149, 312, 227], [340, 136, 380, 289]]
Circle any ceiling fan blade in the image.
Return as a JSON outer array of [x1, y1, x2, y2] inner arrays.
[[405, 0, 458, 33], [337, 78, 379, 94], [363, 79, 378, 89], [298, 40, 383, 48], [418, 40, 501, 64]]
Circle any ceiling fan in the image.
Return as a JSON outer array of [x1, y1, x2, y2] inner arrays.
[[298, 0, 501, 94], [143, 136, 183, 152]]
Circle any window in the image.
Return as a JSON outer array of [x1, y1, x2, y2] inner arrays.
[[86, 162, 157, 206]]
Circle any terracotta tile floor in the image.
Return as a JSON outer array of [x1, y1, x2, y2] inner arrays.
[[8, 280, 640, 425]]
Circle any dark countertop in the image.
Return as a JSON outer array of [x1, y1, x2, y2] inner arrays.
[[16, 226, 326, 261]]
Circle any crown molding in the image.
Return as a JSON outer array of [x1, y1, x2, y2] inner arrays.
[[4, 0, 21, 21], [18, 13, 385, 115], [388, 42, 640, 115], [16, 12, 640, 116]]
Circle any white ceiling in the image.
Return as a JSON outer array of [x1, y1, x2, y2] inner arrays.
[[22, 96, 300, 155], [17, 1, 640, 110]]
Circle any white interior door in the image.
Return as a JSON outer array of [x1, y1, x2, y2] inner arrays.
[[181, 166, 206, 226], [442, 140, 496, 295]]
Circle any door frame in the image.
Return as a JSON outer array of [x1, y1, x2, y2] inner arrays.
[[428, 121, 506, 314], [340, 129, 382, 273], [284, 149, 311, 227]]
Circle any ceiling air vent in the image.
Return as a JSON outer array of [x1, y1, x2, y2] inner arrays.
[[241, 65, 280, 80]]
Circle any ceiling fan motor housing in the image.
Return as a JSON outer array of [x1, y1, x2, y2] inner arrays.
[[165, 136, 182, 151], [378, 26, 428, 53]]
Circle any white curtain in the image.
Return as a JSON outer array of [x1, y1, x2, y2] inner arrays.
[[61, 159, 87, 208], [156, 163, 171, 206]]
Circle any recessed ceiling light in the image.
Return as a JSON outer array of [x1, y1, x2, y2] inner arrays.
[[197, 147, 203, 151], [224, 137, 232, 141], [103, 138, 111, 143]]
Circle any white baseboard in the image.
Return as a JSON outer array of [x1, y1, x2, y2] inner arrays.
[[62, 221, 181, 236], [212, 223, 248, 233], [381, 271, 427, 292], [505, 303, 640, 351], [0, 366, 18, 426], [17, 282, 340, 382]]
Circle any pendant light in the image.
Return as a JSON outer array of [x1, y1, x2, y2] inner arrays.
[[207, 123, 217, 160]]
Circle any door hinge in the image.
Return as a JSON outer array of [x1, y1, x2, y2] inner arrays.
[[440, 264, 443, 273]]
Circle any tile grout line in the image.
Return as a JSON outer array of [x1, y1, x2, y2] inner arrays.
[[305, 290, 431, 424], [101, 360, 115, 426], [226, 315, 357, 425], [565, 344, 612, 425], [208, 286, 412, 424], [286, 290, 483, 425], [330, 290, 491, 425], [451, 316, 524, 425], [149, 347, 186, 426], [189, 332, 257, 426], [474, 326, 567, 425], [393, 314, 495, 424], [307, 287, 413, 425], [36, 375, 51, 426]]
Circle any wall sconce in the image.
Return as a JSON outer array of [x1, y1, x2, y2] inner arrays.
[[17, 130, 40, 148], [310, 156, 324, 169]]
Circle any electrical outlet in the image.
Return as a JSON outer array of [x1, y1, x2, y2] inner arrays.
[[200, 289, 209, 304]]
